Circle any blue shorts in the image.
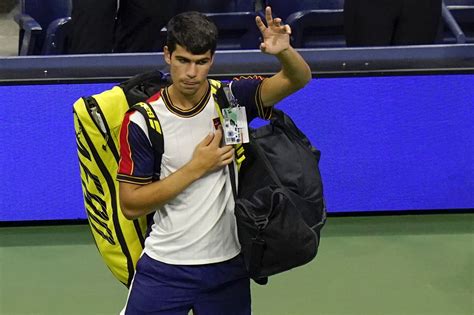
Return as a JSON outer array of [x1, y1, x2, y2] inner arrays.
[[124, 253, 251, 315]]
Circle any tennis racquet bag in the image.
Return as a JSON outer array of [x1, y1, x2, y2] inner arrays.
[[73, 70, 170, 287]]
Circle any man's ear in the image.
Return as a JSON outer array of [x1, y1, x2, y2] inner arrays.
[[164, 46, 171, 65]]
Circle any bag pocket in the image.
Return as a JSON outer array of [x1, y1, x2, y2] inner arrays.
[[235, 187, 318, 279]]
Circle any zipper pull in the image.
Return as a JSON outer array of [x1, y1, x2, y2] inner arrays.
[[89, 106, 108, 151], [90, 106, 107, 134]]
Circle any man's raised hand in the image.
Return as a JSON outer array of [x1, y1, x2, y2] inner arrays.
[[255, 6, 291, 55]]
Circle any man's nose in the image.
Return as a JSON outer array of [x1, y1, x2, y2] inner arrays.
[[186, 63, 197, 78]]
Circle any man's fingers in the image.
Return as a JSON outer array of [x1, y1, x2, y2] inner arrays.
[[221, 155, 234, 166], [221, 148, 235, 165], [220, 145, 234, 155], [210, 128, 223, 147], [255, 15, 267, 33], [265, 6, 274, 26], [199, 132, 214, 147]]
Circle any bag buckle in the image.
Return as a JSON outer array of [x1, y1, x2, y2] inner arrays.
[[254, 215, 269, 231]]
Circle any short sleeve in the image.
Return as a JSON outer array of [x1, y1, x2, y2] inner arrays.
[[230, 76, 272, 122], [117, 111, 155, 185]]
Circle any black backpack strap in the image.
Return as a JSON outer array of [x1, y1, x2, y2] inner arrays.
[[130, 102, 164, 181], [214, 82, 238, 199], [216, 83, 272, 286], [121, 70, 172, 106]]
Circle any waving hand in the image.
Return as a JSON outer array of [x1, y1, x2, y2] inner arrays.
[[256, 6, 291, 55]]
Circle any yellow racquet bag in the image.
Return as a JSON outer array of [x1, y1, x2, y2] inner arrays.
[[73, 71, 170, 287]]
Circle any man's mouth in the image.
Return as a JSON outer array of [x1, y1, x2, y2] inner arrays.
[[183, 81, 198, 86]]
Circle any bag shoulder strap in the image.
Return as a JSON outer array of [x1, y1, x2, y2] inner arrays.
[[210, 80, 240, 199], [121, 70, 171, 106]]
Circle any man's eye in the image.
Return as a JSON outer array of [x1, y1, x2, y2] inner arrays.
[[178, 59, 187, 63], [197, 60, 208, 65]]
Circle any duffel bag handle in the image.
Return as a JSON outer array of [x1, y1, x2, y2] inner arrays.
[[271, 109, 318, 154]]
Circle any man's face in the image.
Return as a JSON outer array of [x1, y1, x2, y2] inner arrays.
[[164, 44, 214, 97]]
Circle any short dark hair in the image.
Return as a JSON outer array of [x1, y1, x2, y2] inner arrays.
[[166, 11, 218, 55]]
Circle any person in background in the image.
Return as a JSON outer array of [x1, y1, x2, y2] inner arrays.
[[344, 0, 442, 46], [69, 0, 180, 53], [117, 6, 311, 314]]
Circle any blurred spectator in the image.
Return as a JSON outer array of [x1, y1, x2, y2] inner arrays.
[[344, 0, 442, 46], [69, 0, 180, 53]]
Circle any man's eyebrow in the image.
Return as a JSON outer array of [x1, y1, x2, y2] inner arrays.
[[175, 56, 190, 61], [175, 55, 210, 62]]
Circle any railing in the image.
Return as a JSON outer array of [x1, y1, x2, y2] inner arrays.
[[1, 45, 473, 83]]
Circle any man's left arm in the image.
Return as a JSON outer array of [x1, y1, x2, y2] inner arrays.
[[256, 6, 312, 107]]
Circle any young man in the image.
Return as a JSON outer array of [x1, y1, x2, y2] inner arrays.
[[117, 7, 311, 314]]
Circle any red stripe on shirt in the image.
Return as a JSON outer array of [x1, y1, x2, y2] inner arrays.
[[118, 111, 134, 175], [147, 91, 162, 103]]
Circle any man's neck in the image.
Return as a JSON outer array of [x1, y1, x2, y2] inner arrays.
[[167, 81, 209, 110]]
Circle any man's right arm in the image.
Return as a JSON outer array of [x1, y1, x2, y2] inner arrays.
[[119, 158, 203, 220], [118, 115, 234, 220]]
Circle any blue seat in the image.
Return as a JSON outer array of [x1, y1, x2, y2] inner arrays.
[[42, 17, 71, 54], [265, 0, 344, 21], [262, 1, 345, 49], [205, 12, 261, 49], [15, 0, 72, 55], [178, 0, 260, 50], [286, 9, 345, 48]]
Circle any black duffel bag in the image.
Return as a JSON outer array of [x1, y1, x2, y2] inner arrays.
[[231, 108, 327, 285]]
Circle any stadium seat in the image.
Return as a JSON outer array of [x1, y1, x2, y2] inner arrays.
[[264, 0, 344, 20], [204, 12, 261, 49], [177, 0, 260, 50], [42, 17, 71, 55], [262, 1, 345, 49], [14, 0, 71, 55], [286, 9, 345, 48]]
